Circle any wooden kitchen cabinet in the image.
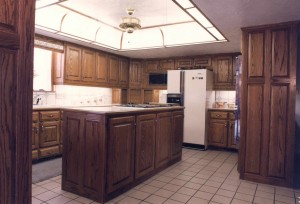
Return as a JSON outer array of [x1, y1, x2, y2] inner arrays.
[[107, 116, 135, 194], [62, 107, 184, 203], [239, 23, 297, 187], [119, 58, 129, 87], [108, 55, 119, 85], [129, 60, 143, 88], [155, 112, 172, 168], [39, 111, 61, 158], [145, 59, 174, 72], [175, 58, 194, 68], [194, 56, 212, 67], [171, 111, 184, 160], [65, 44, 82, 81], [208, 110, 236, 149], [62, 112, 105, 201], [212, 56, 235, 90], [32, 112, 39, 160], [135, 114, 156, 179], [145, 60, 159, 72], [95, 52, 108, 84], [81, 48, 96, 82]]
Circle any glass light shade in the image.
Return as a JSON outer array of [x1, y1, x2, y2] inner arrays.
[[119, 17, 141, 33]]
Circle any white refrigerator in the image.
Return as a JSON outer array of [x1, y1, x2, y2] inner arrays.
[[167, 69, 214, 149]]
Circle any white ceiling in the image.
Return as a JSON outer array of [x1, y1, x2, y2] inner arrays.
[[35, 0, 300, 59]]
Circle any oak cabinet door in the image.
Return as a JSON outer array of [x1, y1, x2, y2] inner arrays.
[[95, 52, 108, 84], [155, 112, 172, 168], [159, 59, 175, 71], [129, 60, 143, 88], [135, 114, 156, 179], [171, 111, 184, 159], [145, 60, 159, 72], [39, 121, 60, 148], [208, 119, 228, 147], [119, 58, 129, 86], [107, 116, 135, 193], [65, 44, 82, 81], [81, 49, 96, 82], [108, 56, 119, 85], [227, 121, 236, 149], [32, 123, 39, 150]]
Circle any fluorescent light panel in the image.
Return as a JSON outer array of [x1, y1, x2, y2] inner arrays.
[[174, 0, 194, 9], [186, 8, 213, 28], [207, 27, 226, 40]]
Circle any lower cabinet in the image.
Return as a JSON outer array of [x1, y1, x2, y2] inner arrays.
[[208, 110, 237, 149], [62, 112, 105, 201], [135, 114, 156, 179], [155, 112, 172, 168], [32, 110, 62, 160], [107, 116, 135, 194], [62, 108, 184, 203]]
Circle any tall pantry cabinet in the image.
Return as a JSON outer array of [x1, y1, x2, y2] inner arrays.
[[239, 22, 298, 187]]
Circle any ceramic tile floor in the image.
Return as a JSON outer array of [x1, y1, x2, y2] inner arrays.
[[32, 148, 300, 204]]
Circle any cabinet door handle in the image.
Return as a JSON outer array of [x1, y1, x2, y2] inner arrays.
[[41, 125, 45, 132], [224, 123, 227, 127], [48, 115, 54, 118]]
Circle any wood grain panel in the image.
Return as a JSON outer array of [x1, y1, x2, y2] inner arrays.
[[268, 85, 288, 177], [208, 119, 228, 147], [108, 55, 119, 84], [65, 44, 81, 81], [95, 52, 108, 83], [171, 111, 184, 159], [63, 117, 81, 186], [135, 114, 156, 178], [0, 51, 16, 204], [83, 115, 102, 193], [248, 32, 264, 77], [107, 116, 135, 193], [216, 57, 231, 83], [155, 112, 172, 168], [245, 85, 263, 174], [82, 49, 95, 82], [0, 0, 17, 30], [271, 29, 289, 77]]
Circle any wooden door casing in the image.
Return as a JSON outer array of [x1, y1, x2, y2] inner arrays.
[[135, 114, 156, 179], [0, 0, 35, 203], [107, 116, 135, 193]]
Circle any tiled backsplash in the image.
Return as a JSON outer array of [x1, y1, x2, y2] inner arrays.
[[215, 90, 236, 105], [33, 85, 112, 106]]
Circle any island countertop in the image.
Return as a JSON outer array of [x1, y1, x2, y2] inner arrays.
[[62, 105, 184, 115]]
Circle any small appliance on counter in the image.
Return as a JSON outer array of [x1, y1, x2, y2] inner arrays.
[[167, 69, 214, 150]]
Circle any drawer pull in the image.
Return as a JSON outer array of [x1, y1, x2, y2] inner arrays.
[[224, 123, 227, 127], [48, 115, 54, 118]]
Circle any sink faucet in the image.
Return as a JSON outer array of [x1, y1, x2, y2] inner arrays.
[[33, 95, 41, 105]]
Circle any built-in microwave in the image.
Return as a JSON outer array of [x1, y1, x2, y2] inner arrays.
[[149, 73, 168, 85]]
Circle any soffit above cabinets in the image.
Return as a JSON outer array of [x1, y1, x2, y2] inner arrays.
[[35, 0, 227, 52]]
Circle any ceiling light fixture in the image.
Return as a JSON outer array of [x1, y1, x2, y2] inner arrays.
[[119, 8, 141, 34]]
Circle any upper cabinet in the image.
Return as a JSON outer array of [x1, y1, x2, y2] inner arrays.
[[108, 55, 119, 85], [175, 56, 211, 69], [81, 48, 96, 82], [212, 55, 235, 90], [56, 43, 130, 88], [145, 59, 175, 72], [129, 60, 143, 88], [65, 44, 82, 81], [95, 52, 108, 84]]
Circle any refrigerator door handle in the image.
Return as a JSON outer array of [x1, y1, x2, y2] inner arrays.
[[180, 71, 185, 106]]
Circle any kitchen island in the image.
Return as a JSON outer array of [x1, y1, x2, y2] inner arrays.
[[61, 105, 184, 203]]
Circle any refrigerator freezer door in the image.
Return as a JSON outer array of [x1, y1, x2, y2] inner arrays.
[[183, 69, 207, 146], [167, 70, 182, 94]]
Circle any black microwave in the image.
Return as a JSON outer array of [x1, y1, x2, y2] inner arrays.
[[149, 73, 167, 85]]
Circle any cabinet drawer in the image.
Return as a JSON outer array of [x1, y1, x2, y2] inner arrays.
[[210, 111, 228, 119], [40, 111, 60, 121], [229, 112, 235, 120], [32, 112, 39, 122], [39, 146, 60, 158]]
